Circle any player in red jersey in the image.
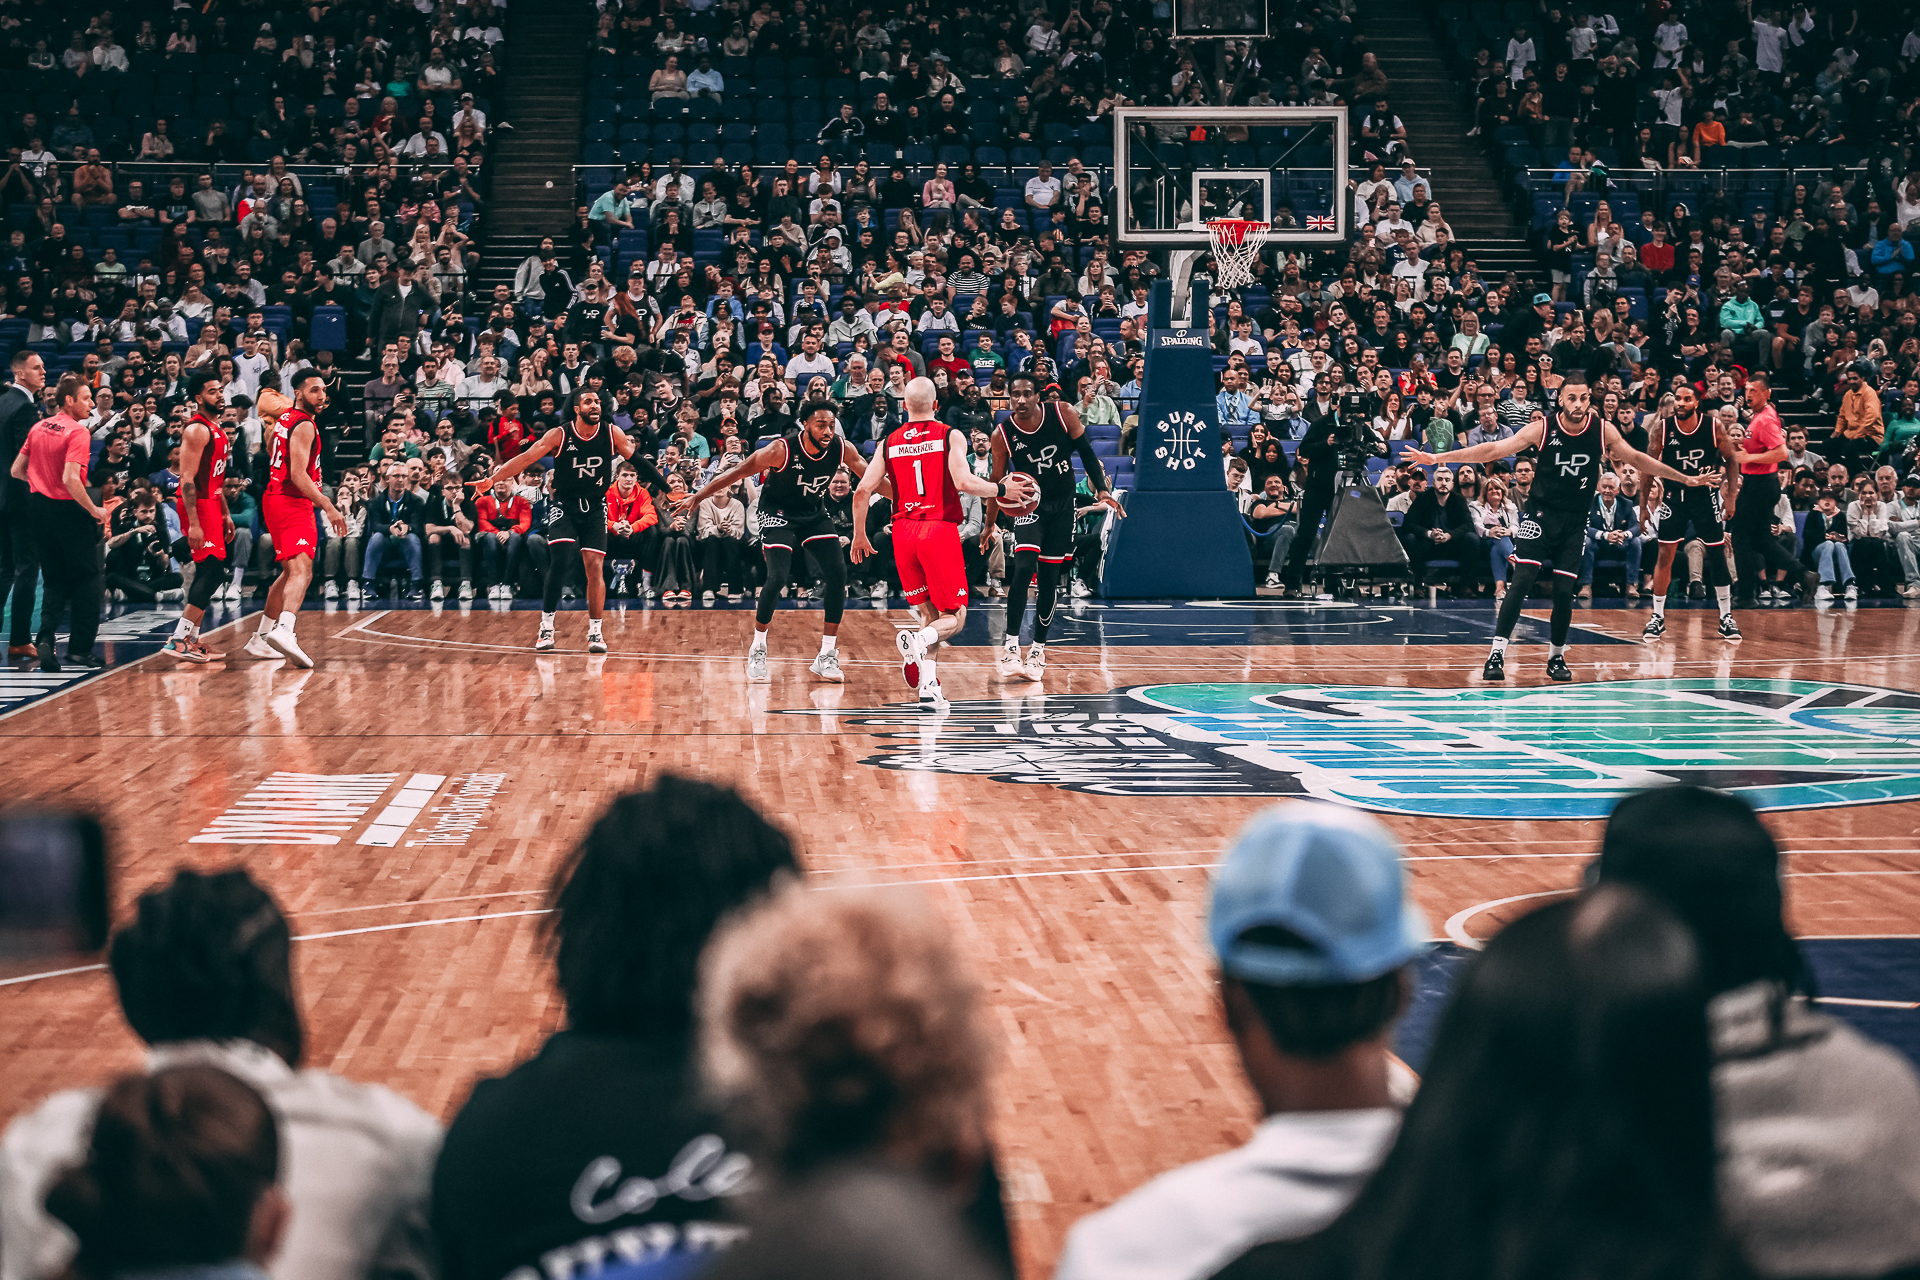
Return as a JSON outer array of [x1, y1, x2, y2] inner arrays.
[[239, 370, 348, 668], [163, 369, 234, 663], [851, 377, 1034, 709]]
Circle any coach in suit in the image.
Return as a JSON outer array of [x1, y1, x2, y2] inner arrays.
[[1580, 470, 1641, 592], [0, 351, 44, 660]]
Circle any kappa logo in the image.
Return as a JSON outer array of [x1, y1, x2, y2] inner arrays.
[[798, 680, 1920, 817]]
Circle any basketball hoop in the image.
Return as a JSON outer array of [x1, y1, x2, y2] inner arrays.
[[1205, 219, 1269, 289]]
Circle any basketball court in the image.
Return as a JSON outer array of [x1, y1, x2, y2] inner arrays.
[[2, 596, 1918, 1276]]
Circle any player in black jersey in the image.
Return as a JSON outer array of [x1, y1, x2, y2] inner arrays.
[[471, 390, 666, 654], [681, 404, 866, 683], [1640, 383, 1743, 642], [1407, 376, 1715, 682], [981, 370, 1123, 682]]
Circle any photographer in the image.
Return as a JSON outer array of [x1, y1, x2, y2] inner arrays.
[[1278, 391, 1386, 594], [104, 487, 181, 602]]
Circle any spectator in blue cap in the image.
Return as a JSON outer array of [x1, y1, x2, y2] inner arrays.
[[1052, 802, 1428, 1280]]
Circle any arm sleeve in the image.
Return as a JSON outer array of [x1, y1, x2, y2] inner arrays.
[[1070, 429, 1109, 492]]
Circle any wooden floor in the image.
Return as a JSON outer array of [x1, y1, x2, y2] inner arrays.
[[3, 598, 1919, 1278]]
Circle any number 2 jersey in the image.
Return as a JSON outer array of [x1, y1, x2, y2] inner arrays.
[[1527, 409, 1604, 514], [883, 419, 964, 524]]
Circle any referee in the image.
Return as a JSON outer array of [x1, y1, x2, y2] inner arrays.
[[8, 374, 106, 671], [0, 351, 45, 663], [1729, 373, 1816, 607]]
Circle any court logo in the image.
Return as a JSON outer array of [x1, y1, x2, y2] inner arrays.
[[819, 680, 1920, 818]]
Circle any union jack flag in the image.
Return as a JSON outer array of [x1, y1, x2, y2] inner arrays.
[[1305, 214, 1338, 231]]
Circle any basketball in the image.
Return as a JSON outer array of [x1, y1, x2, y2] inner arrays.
[[1000, 471, 1041, 517]]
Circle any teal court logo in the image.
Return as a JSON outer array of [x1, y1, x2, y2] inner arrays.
[[801, 680, 1920, 818]]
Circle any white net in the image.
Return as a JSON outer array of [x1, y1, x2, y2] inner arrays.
[[1206, 219, 1269, 289]]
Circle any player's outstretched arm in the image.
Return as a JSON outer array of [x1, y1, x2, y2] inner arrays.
[[1607, 423, 1714, 488], [680, 440, 783, 510], [471, 428, 562, 489], [951, 430, 1032, 503], [849, 446, 890, 563], [1404, 420, 1543, 467], [610, 425, 672, 490]]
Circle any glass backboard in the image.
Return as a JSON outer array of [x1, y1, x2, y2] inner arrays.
[[1112, 105, 1349, 249]]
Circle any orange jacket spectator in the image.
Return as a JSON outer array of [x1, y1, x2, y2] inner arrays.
[[606, 480, 658, 533], [476, 492, 531, 535]]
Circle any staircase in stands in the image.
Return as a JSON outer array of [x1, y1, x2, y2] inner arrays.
[[1366, 0, 1541, 287]]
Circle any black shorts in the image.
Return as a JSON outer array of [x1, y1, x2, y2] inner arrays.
[[546, 493, 608, 553], [1012, 497, 1075, 562], [1511, 506, 1588, 578], [1656, 486, 1726, 545], [760, 508, 840, 554]]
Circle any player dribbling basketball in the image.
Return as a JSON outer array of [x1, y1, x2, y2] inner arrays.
[[853, 378, 1034, 710]]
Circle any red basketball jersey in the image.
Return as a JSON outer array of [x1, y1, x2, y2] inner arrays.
[[182, 412, 229, 495], [266, 408, 321, 497], [883, 419, 964, 524]]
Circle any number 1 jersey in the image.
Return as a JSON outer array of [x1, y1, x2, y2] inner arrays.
[[883, 419, 964, 524]]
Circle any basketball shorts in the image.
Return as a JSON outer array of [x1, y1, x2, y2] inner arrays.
[[1656, 485, 1726, 545], [262, 493, 319, 562], [546, 493, 608, 553], [1012, 497, 1074, 562], [173, 498, 228, 564], [893, 519, 968, 611], [1510, 506, 1588, 578], [759, 509, 839, 554]]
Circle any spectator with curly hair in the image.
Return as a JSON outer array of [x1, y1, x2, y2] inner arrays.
[[698, 881, 1013, 1272]]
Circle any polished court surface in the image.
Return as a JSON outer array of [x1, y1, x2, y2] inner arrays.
[[2, 595, 1918, 1276]]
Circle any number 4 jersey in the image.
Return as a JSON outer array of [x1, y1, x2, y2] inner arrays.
[[883, 419, 964, 524]]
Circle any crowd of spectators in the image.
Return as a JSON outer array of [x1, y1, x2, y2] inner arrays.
[[2, 777, 1918, 1280]]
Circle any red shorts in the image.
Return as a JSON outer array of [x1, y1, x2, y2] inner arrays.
[[262, 493, 319, 562], [176, 498, 228, 564], [892, 519, 968, 612]]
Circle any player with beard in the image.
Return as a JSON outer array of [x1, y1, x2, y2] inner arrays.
[[1640, 382, 1743, 641], [241, 372, 348, 668], [162, 369, 234, 663], [679, 404, 867, 683], [981, 371, 1124, 682], [470, 390, 667, 654], [1407, 376, 1716, 682]]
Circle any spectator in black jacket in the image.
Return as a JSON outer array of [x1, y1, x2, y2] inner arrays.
[[1401, 464, 1479, 590], [431, 777, 801, 1280], [361, 463, 427, 599]]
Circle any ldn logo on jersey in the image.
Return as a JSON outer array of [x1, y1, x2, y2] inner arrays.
[[803, 680, 1920, 818]]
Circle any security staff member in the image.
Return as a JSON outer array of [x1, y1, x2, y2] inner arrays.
[[1729, 372, 1813, 606], [9, 373, 106, 671], [0, 351, 45, 662]]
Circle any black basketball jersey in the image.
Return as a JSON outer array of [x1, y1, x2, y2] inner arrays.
[[760, 428, 841, 518], [552, 421, 616, 504], [999, 402, 1076, 504], [1660, 414, 1717, 477], [1530, 409, 1604, 513]]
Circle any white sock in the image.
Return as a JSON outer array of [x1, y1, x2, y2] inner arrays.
[[588, 617, 602, 634], [277, 612, 296, 633], [540, 612, 555, 629], [257, 614, 275, 634], [1652, 595, 1667, 619], [1550, 643, 1566, 658], [919, 654, 938, 687], [1002, 636, 1019, 656], [1715, 585, 1732, 617], [749, 630, 768, 654], [1490, 636, 1508, 654], [819, 634, 836, 653], [172, 617, 194, 640], [915, 625, 939, 651]]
